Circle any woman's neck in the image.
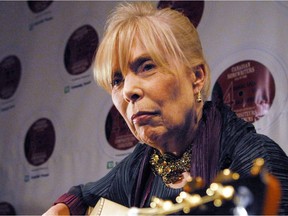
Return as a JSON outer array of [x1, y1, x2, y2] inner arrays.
[[159, 104, 203, 157]]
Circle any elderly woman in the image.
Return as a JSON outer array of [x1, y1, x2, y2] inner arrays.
[[44, 2, 288, 215]]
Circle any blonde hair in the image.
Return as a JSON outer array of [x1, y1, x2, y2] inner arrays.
[[94, 2, 211, 100]]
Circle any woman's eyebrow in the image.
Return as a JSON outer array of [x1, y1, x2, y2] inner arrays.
[[111, 69, 122, 79], [113, 70, 122, 76], [129, 56, 151, 72]]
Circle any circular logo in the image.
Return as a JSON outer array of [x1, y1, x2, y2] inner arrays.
[[157, 0, 204, 28], [0, 202, 16, 215], [0, 55, 21, 100], [105, 105, 138, 150], [212, 60, 276, 123], [24, 118, 56, 166], [27, 0, 53, 13], [64, 25, 99, 76]]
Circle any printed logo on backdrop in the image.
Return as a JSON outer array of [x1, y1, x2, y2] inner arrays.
[[27, 0, 53, 13], [24, 118, 55, 182], [27, 0, 54, 31], [212, 60, 275, 123], [63, 25, 98, 94], [0, 55, 21, 112], [105, 105, 138, 169], [0, 202, 16, 215], [102, 106, 138, 169], [105, 105, 138, 150], [157, 0, 204, 28]]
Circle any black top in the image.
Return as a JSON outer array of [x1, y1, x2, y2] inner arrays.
[[55, 102, 288, 215]]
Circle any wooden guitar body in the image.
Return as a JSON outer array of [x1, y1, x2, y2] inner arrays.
[[88, 158, 281, 215]]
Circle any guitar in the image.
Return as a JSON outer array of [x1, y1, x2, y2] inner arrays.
[[87, 158, 281, 215]]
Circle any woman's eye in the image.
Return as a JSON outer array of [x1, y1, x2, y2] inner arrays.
[[111, 73, 124, 87], [112, 78, 122, 86], [143, 63, 155, 71], [138, 61, 156, 73]]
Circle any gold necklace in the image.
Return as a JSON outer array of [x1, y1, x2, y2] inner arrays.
[[149, 145, 192, 185]]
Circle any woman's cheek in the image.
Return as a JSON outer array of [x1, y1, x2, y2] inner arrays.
[[127, 123, 141, 141]]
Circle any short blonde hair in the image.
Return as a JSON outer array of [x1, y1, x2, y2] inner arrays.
[[94, 2, 211, 100]]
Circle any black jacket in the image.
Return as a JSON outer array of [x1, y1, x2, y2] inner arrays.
[[57, 102, 288, 214]]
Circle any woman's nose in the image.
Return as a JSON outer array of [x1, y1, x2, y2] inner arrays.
[[122, 74, 143, 103]]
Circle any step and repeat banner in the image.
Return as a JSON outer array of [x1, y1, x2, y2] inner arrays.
[[0, 1, 287, 214]]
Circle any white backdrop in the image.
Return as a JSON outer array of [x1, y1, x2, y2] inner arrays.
[[0, 1, 287, 215]]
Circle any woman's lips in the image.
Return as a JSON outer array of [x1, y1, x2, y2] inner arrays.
[[131, 111, 159, 125]]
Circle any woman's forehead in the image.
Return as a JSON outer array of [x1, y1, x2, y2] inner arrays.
[[112, 39, 149, 73], [129, 39, 148, 62]]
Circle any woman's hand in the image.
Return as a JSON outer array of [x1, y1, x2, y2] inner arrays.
[[42, 203, 70, 216]]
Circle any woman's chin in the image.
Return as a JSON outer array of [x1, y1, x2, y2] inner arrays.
[[137, 130, 165, 148]]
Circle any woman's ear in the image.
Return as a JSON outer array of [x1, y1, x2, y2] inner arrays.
[[192, 65, 206, 94]]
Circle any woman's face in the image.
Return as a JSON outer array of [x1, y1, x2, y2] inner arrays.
[[111, 41, 199, 154]]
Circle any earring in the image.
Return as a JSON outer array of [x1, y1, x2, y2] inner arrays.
[[196, 91, 202, 103]]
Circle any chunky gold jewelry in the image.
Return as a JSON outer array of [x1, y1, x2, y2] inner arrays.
[[150, 145, 192, 185], [196, 91, 202, 103]]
